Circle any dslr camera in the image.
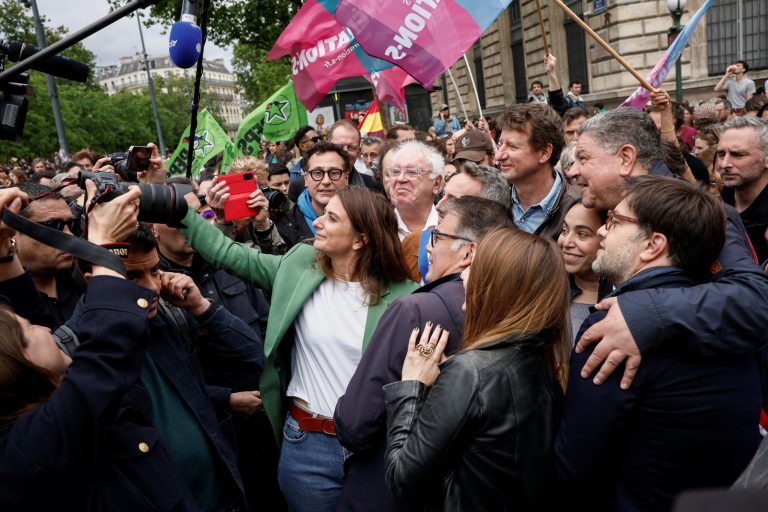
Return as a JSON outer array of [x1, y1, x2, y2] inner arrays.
[[77, 171, 191, 226]]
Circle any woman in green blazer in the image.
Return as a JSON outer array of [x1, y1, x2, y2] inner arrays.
[[180, 185, 417, 512]]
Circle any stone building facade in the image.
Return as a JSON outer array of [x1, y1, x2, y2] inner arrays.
[[96, 54, 242, 137], [430, 0, 768, 121]]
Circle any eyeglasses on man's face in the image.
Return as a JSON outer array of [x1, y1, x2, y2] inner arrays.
[[385, 167, 430, 179], [604, 210, 638, 231], [430, 229, 473, 247], [308, 167, 346, 181]]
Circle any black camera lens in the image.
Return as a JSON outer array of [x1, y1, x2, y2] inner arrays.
[[260, 185, 287, 211], [77, 171, 191, 226]]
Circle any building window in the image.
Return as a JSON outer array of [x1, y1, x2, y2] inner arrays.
[[472, 40, 486, 109], [508, 2, 527, 103], [563, 0, 589, 93], [707, 0, 768, 74]]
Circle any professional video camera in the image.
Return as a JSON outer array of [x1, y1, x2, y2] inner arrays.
[[0, 40, 89, 141], [77, 171, 191, 226]]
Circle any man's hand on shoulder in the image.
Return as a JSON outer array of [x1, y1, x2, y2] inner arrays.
[[575, 297, 642, 390]]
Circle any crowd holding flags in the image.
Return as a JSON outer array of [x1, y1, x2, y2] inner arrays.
[[165, 0, 712, 177], [167, 109, 230, 178]]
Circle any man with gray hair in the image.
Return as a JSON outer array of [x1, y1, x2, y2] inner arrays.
[[718, 115, 768, 263], [436, 161, 511, 211], [566, 107, 768, 404], [335, 196, 514, 512], [387, 140, 444, 240]]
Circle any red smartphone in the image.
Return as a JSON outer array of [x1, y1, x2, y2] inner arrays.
[[216, 171, 259, 221]]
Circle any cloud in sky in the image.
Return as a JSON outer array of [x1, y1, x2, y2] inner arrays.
[[35, 0, 233, 69]]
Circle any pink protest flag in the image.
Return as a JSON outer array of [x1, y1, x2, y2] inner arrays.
[[268, 0, 397, 110], [621, 0, 714, 109], [335, 0, 513, 86], [366, 67, 418, 114]]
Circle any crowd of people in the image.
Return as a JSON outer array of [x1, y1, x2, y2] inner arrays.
[[1, 53, 768, 512]]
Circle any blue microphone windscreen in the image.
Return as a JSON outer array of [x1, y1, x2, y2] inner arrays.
[[169, 21, 203, 69]]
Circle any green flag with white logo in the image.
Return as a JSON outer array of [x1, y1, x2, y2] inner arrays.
[[221, 80, 308, 172], [167, 109, 231, 178]]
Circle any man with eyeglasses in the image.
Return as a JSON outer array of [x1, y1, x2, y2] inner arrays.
[[388, 140, 443, 241], [8, 182, 84, 325], [235, 142, 351, 255], [566, 106, 768, 407], [556, 176, 762, 511], [334, 197, 514, 512]]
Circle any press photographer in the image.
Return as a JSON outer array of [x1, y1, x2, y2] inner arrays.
[[0, 179, 266, 511]]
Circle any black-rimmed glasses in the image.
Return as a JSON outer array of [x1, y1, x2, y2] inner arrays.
[[430, 229, 473, 246], [308, 168, 346, 181], [37, 218, 79, 232]]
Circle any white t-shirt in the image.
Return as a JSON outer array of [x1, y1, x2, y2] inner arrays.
[[286, 279, 369, 417]]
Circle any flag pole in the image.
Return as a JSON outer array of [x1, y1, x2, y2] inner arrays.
[[446, 67, 469, 122], [462, 54, 485, 122], [552, 0, 653, 92], [533, 0, 549, 56]]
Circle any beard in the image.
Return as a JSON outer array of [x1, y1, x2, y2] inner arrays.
[[592, 242, 640, 286]]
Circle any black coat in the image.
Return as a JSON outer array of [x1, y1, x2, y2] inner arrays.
[[335, 274, 465, 512], [0, 277, 199, 511], [384, 332, 562, 512]]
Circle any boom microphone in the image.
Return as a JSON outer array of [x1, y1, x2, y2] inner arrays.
[[2, 41, 89, 83], [168, 0, 202, 68]]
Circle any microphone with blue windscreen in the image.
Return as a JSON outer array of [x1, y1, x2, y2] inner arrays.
[[168, 0, 202, 68]]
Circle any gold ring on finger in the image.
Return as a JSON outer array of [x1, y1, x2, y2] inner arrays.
[[418, 344, 435, 357]]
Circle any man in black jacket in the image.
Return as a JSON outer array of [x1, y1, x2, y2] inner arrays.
[[334, 197, 513, 512]]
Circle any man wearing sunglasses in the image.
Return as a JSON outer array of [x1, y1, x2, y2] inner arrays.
[[9, 182, 84, 325], [289, 126, 321, 181], [334, 197, 513, 512]]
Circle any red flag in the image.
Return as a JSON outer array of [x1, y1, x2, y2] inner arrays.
[[366, 67, 418, 114]]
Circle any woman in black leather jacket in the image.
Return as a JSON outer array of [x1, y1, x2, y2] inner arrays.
[[384, 227, 570, 511]]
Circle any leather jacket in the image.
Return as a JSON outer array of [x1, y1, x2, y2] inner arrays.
[[384, 333, 562, 512]]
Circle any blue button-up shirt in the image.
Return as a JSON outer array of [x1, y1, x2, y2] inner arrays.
[[511, 172, 563, 234]]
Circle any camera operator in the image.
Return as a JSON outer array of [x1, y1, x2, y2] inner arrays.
[[0, 185, 202, 510], [0, 174, 265, 510], [6, 182, 85, 326]]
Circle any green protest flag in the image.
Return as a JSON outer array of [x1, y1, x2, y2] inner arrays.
[[224, 80, 307, 172], [167, 109, 231, 177]]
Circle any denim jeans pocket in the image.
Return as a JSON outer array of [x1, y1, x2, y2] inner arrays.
[[283, 414, 308, 444]]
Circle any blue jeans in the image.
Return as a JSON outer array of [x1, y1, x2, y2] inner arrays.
[[277, 413, 346, 512]]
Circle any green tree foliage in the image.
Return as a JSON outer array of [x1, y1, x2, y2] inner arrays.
[[0, 0, 217, 161], [118, 0, 297, 106], [232, 46, 291, 107]]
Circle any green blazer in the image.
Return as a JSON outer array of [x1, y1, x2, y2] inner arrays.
[[180, 209, 418, 442]]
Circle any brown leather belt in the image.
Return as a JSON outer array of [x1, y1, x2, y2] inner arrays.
[[290, 403, 336, 436]]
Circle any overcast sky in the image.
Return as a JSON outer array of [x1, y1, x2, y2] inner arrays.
[[35, 0, 233, 69]]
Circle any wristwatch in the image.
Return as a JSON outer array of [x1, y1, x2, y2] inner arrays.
[[0, 238, 16, 264]]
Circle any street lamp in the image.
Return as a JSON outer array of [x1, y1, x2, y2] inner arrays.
[[666, 0, 687, 102]]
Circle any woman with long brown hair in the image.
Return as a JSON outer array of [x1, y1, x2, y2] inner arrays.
[[384, 227, 569, 511], [178, 185, 417, 512]]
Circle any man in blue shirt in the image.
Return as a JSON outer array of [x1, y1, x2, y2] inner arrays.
[[494, 103, 578, 239]]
